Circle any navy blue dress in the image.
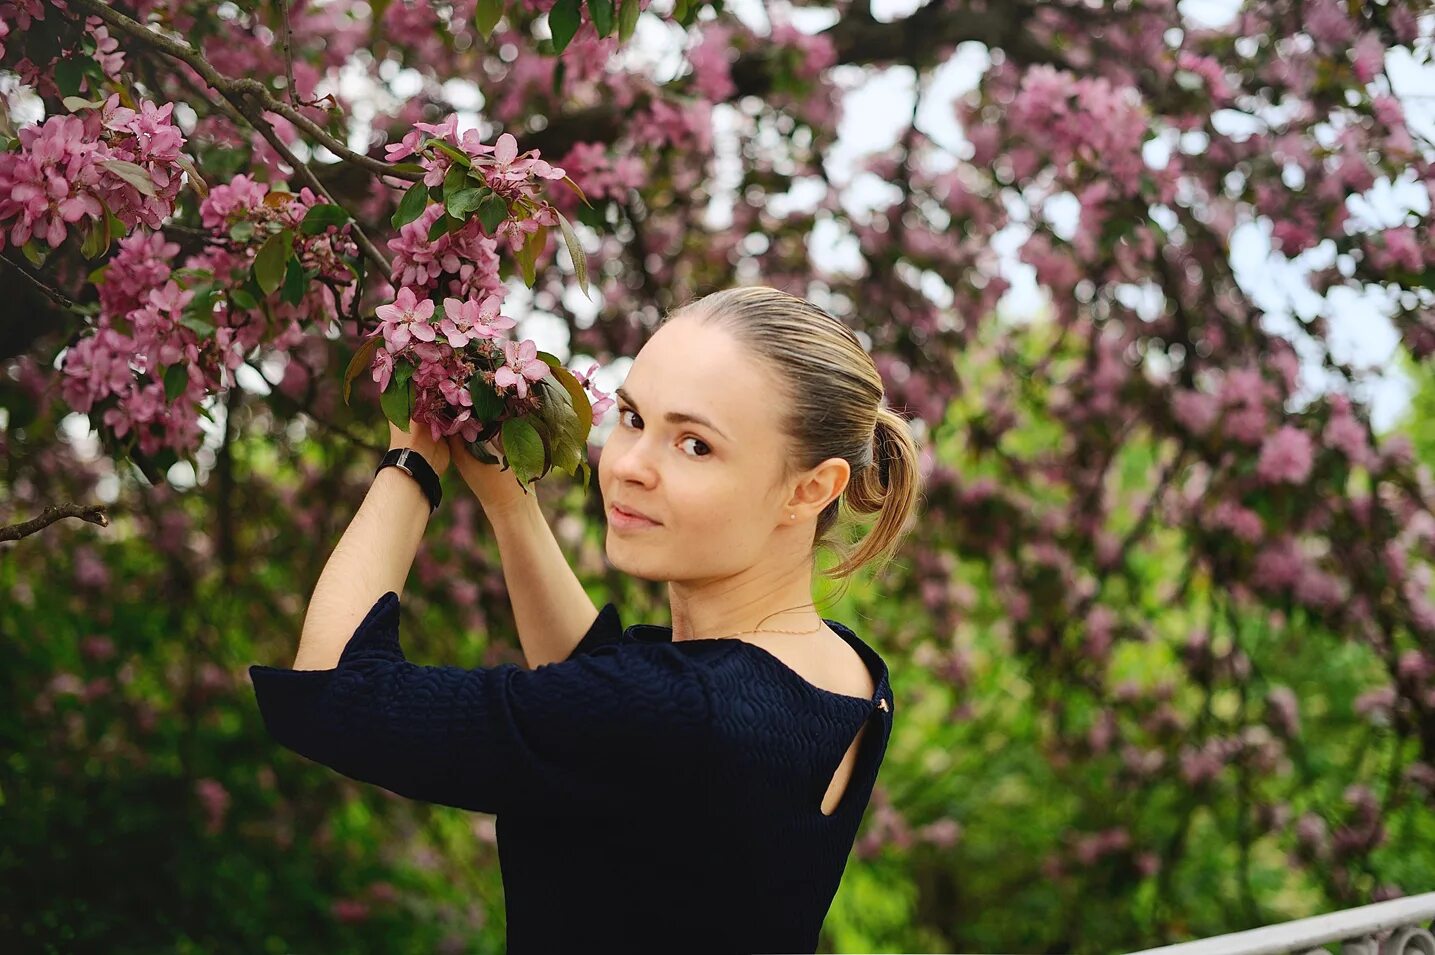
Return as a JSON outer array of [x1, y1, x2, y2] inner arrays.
[[249, 591, 894, 953]]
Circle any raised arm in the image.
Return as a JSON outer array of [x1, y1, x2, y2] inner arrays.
[[250, 590, 711, 815], [449, 435, 600, 668], [288, 418, 450, 671]]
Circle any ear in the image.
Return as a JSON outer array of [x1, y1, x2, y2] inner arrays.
[[786, 457, 849, 517]]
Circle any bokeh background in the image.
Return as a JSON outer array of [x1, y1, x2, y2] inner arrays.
[[3, 0, 1435, 952]]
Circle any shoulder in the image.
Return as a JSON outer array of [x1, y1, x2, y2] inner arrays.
[[741, 625, 876, 700]]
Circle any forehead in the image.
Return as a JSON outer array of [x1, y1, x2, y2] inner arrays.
[[623, 320, 774, 434]]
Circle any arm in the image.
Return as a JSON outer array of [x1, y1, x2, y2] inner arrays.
[[290, 419, 450, 671], [450, 435, 600, 669], [249, 591, 709, 815]]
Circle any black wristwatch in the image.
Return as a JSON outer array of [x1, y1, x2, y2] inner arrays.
[[375, 447, 442, 514]]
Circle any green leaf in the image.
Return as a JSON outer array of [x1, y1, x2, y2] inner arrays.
[[280, 257, 306, 306], [501, 416, 547, 486], [469, 376, 507, 422], [253, 228, 293, 296], [588, 0, 614, 36], [344, 335, 382, 406], [554, 209, 590, 298], [178, 314, 216, 337], [391, 180, 429, 229], [442, 162, 468, 199], [476, 193, 508, 234], [474, 0, 504, 38], [163, 364, 189, 402], [429, 139, 473, 168], [54, 58, 85, 97], [516, 223, 548, 287], [530, 360, 591, 478], [427, 212, 462, 242], [97, 159, 158, 197], [229, 220, 255, 243], [62, 95, 105, 112], [549, 0, 581, 53], [79, 211, 110, 260], [21, 240, 47, 268], [446, 186, 485, 219], [618, 0, 639, 42], [380, 369, 414, 430], [300, 203, 350, 234], [230, 288, 260, 310]]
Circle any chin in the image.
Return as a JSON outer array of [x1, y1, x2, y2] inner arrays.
[[605, 537, 664, 579]]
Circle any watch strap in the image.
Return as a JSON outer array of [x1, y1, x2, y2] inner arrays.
[[375, 447, 442, 514]]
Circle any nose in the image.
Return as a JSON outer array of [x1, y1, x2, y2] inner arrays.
[[603, 430, 659, 487]]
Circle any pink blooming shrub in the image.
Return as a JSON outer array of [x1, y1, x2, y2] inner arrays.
[[1256, 425, 1316, 485], [0, 94, 185, 250]]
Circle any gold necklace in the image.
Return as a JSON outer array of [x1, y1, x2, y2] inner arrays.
[[724, 603, 825, 637]]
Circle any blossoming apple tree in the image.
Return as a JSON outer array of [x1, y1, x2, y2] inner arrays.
[[3, 0, 1435, 948]]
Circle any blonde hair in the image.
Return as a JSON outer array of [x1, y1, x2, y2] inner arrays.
[[663, 285, 924, 602]]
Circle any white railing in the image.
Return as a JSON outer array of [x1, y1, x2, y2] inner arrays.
[[1126, 892, 1435, 955]]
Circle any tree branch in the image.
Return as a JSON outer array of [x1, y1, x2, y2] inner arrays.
[[70, 0, 402, 276], [0, 503, 110, 543], [2, 252, 83, 314]]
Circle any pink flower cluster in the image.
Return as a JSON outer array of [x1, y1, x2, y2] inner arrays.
[[59, 231, 206, 455], [0, 94, 185, 250], [1004, 64, 1152, 193], [0, 3, 126, 95], [368, 281, 611, 443]]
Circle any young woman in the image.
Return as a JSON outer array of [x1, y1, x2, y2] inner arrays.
[[250, 285, 923, 952]]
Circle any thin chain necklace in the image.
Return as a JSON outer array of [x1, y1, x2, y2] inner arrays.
[[720, 603, 825, 637]]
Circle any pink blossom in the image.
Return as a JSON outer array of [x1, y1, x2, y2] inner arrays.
[[1172, 388, 1220, 435], [1304, 0, 1355, 49], [494, 339, 549, 399], [199, 173, 268, 228], [375, 287, 437, 352], [1256, 425, 1315, 485], [384, 128, 426, 162], [1206, 500, 1264, 543], [440, 294, 512, 348], [371, 347, 394, 392], [1351, 31, 1386, 84]]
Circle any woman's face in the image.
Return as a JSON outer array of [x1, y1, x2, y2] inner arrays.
[[598, 316, 802, 583]]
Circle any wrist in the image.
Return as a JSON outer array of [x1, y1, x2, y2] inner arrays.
[[375, 447, 443, 514]]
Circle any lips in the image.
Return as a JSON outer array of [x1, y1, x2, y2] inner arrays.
[[611, 503, 659, 524]]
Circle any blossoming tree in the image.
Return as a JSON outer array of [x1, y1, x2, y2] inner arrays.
[[3, 0, 1435, 949]]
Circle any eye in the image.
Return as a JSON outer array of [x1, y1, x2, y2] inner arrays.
[[618, 406, 712, 459]]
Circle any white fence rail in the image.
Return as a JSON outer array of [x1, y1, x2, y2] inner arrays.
[[1126, 892, 1435, 955]]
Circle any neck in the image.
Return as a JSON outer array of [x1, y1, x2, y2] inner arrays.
[[667, 559, 821, 642]]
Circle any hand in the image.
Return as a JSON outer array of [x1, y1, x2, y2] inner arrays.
[[388, 417, 452, 476], [448, 431, 533, 516]]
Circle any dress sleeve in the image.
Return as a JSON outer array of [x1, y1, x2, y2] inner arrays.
[[248, 592, 710, 816], [563, 601, 626, 660]]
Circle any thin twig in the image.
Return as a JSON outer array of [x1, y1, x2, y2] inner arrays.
[[2, 252, 83, 313], [0, 503, 110, 542], [228, 91, 392, 275], [277, 0, 297, 108], [71, 0, 404, 276], [75, 0, 418, 183]]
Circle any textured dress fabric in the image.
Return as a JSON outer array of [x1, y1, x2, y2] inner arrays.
[[249, 592, 894, 953]]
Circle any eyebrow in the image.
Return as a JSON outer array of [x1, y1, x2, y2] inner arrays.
[[615, 387, 729, 441]]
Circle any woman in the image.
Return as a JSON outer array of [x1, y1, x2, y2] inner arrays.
[[250, 285, 923, 952]]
